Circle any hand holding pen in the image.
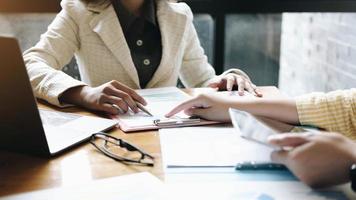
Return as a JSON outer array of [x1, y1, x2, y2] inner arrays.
[[60, 80, 149, 115], [112, 101, 153, 116]]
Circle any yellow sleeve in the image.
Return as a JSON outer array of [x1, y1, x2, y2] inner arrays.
[[296, 89, 356, 140]]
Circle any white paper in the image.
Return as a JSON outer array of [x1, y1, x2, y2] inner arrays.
[[229, 108, 278, 146], [0, 173, 163, 200], [117, 87, 190, 127], [160, 126, 274, 167]]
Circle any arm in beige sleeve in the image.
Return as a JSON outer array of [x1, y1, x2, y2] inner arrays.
[[296, 89, 356, 139], [23, 6, 86, 107], [178, 4, 216, 88]]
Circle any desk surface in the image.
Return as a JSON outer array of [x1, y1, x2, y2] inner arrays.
[[0, 87, 281, 197]]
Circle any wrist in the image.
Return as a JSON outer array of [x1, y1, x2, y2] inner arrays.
[[344, 140, 356, 169], [59, 85, 89, 106], [229, 99, 257, 114]]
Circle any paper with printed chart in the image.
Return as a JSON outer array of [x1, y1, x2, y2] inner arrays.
[[162, 173, 352, 200]]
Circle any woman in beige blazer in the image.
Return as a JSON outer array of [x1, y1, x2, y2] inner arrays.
[[24, 0, 260, 114]]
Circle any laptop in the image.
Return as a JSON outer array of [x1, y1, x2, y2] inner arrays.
[[0, 37, 117, 156]]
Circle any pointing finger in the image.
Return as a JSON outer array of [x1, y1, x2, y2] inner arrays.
[[165, 97, 201, 118]]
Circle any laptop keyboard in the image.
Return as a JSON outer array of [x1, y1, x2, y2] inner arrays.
[[39, 109, 81, 126]]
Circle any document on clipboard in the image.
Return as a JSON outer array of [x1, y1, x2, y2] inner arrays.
[[113, 87, 219, 132]]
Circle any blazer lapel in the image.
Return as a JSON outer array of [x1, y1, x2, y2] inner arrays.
[[88, 5, 140, 88], [146, 1, 188, 88]]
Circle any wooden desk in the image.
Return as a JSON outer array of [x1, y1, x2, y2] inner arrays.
[[0, 87, 280, 197]]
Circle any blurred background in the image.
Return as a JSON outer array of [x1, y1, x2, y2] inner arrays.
[[0, 0, 355, 97]]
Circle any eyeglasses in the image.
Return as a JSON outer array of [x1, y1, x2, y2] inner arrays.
[[90, 133, 154, 166]]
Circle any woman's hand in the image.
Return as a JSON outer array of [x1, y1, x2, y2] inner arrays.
[[60, 80, 147, 115], [268, 132, 356, 188], [208, 73, 262, 97], [165, 94, 234, 122]]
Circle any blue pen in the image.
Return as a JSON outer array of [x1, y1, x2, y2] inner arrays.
[[235, 161, 288, 171]]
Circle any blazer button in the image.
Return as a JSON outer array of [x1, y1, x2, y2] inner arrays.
[[143, 59, 151, 66], [136, 40, 143, 47]]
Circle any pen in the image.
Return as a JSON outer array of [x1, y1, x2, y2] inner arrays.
[[235, 161, 288, 171], [112, 102, 153, 116], [135, 102, 153, 116]]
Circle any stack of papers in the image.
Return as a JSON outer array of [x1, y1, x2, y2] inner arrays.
[[159, 126, 354, 199]]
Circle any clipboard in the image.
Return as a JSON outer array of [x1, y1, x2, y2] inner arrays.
[[116, 116, 220, 132], [112, 87, 221, 132], [153, 117, 201, 128]]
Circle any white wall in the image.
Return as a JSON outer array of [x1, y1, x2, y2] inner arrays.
[[279, 13, 356, 96]]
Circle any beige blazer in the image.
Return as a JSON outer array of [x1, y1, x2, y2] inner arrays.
[[23, 0, 248, 106]]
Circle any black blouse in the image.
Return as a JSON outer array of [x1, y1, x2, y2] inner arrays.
[[112, 0, 162, 88]]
